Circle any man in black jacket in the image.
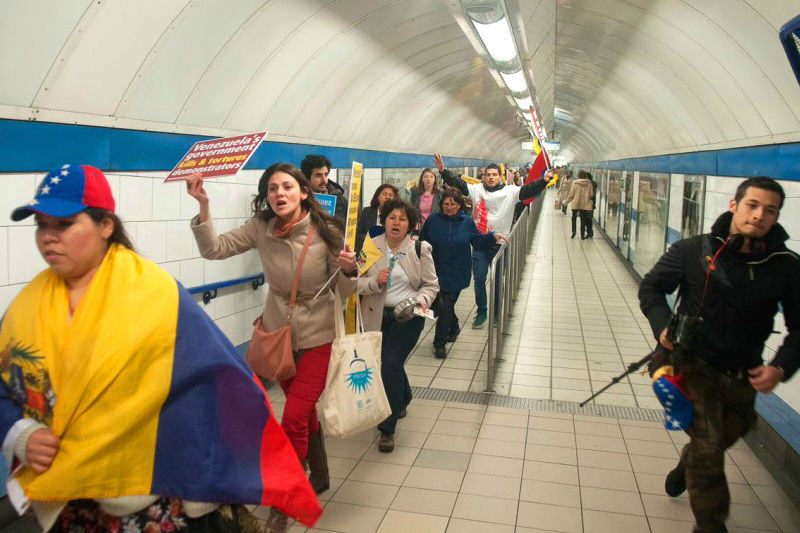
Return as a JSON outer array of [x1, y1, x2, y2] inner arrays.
[[639, 177, 799, 533], [301, 154, 348, 224]]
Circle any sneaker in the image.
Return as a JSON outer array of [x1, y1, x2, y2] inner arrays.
[[434, 345, 447, 359], [472, 311, 487, 329], [665, 461, 686, 497]]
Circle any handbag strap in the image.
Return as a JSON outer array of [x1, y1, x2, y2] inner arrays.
[[287, 226, 316, 322]]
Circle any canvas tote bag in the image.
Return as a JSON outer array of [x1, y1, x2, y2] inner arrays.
[[320, 291, 391, 438], [245, 227, 315, 382]]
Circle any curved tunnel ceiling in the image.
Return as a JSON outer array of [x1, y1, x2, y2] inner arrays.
[[0, 0, 799, 166]]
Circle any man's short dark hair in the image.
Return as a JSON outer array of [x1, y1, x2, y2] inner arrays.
[[735, 177, 785, 209], [379, 198, 419, 230], [485, 163, 501, 174], [300, 154, 331, 180]]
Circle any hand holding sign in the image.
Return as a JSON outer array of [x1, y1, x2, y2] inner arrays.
[[185, 173, 211, 223], [337, 245, 357, 276], [185, 174, 208, 204]]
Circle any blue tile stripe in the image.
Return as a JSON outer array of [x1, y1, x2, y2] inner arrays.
[[0, 119, 510, 172], [756, 393, 800, 454], [666, 226, 681, 245], [588, 143, 800, 181]]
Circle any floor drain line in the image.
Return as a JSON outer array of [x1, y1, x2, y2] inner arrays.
[[411, 386, 663, 422]]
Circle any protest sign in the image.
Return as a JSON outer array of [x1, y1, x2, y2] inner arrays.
[[164, 132, 266, 182], [315, 193, 337, 217], [344, 162, 363, 334]]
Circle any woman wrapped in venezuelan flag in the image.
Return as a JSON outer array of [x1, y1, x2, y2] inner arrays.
[[0, 165, 321, 532]]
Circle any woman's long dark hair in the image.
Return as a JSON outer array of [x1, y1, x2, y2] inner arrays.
[[251, 163, 344, 252], [417, 168, 440, 195], [85, 207, 135, 251], [369, 183, 399, 211]]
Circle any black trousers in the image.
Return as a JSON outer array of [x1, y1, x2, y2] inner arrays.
[[433, 291, 461, 348], [572, 209, 593, 237], [583, 209, 594, 237], [378, 309, 425, 435]]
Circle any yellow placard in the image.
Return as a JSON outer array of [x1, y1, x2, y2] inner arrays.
[[345, 162, 363, 333], [461, 175, 481, 185]]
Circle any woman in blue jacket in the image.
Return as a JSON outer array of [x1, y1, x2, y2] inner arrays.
[[420, 188, 506, 358]]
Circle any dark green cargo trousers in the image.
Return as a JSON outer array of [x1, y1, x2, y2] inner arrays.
[[679, 357, 757, 533]]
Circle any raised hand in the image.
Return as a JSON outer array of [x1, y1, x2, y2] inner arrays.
[[433, 154, 445, 172], [185, 173, 208, 205]]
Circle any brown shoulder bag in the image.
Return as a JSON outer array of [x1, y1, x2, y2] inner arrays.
[[245, 226, 316, 382]]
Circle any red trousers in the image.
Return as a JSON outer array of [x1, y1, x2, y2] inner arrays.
[[279, 343, 331, 459]]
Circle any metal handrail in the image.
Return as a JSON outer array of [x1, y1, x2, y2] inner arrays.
[[485, 195, 545, 392], [187, 273, 266, 304]]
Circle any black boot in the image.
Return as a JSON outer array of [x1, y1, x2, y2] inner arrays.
[[665, 460, 686, 497], [307, 429, 330, 494]]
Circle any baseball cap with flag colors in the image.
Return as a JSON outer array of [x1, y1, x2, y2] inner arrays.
[[11, 164, 115, 221]]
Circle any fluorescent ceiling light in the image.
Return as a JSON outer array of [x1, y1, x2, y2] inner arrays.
[[514, 96, 532, 110], [473, 18, 516, 62], [543, 141, 561, 152], [554, 107, 573, 122], [500, 70, 527, 93]]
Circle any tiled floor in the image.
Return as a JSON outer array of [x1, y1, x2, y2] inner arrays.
[[405, 193, 662, 408], [266, 389, 800, 532], [262, 192, 800, 532]]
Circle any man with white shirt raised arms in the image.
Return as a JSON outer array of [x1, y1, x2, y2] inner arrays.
[[434, 154, 550, 328]]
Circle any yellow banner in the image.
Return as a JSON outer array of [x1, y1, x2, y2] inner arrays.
[[345, 162, 363, 333], [461, 175, 481, 185]]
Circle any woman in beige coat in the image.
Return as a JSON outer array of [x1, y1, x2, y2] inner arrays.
[[187, 163, 357, 529], [565, 170, 595, 239], [358, 199, 439, 453]]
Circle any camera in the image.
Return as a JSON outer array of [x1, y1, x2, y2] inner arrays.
[[667, 313, 704, 352]]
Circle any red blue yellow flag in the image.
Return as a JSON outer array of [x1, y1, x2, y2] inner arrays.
[[0, 244, 321, 526]]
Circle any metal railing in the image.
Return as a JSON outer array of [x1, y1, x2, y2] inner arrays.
[[485, 197, 544, 392], [187, 273, 265, 304]]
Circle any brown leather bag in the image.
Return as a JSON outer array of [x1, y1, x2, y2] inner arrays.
[[245, 227, 316, 382]]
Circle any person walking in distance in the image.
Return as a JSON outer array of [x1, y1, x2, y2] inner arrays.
[[565, 170, 593, 240]]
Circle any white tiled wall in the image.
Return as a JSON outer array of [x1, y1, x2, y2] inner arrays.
[[362, 168, 383, 210], [629, 171, 640, 254], [668, 173, 684, 235]]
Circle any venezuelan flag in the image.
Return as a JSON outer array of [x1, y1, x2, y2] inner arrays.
[[523, 137, 550, 206], [0, 244, 321, 526]]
